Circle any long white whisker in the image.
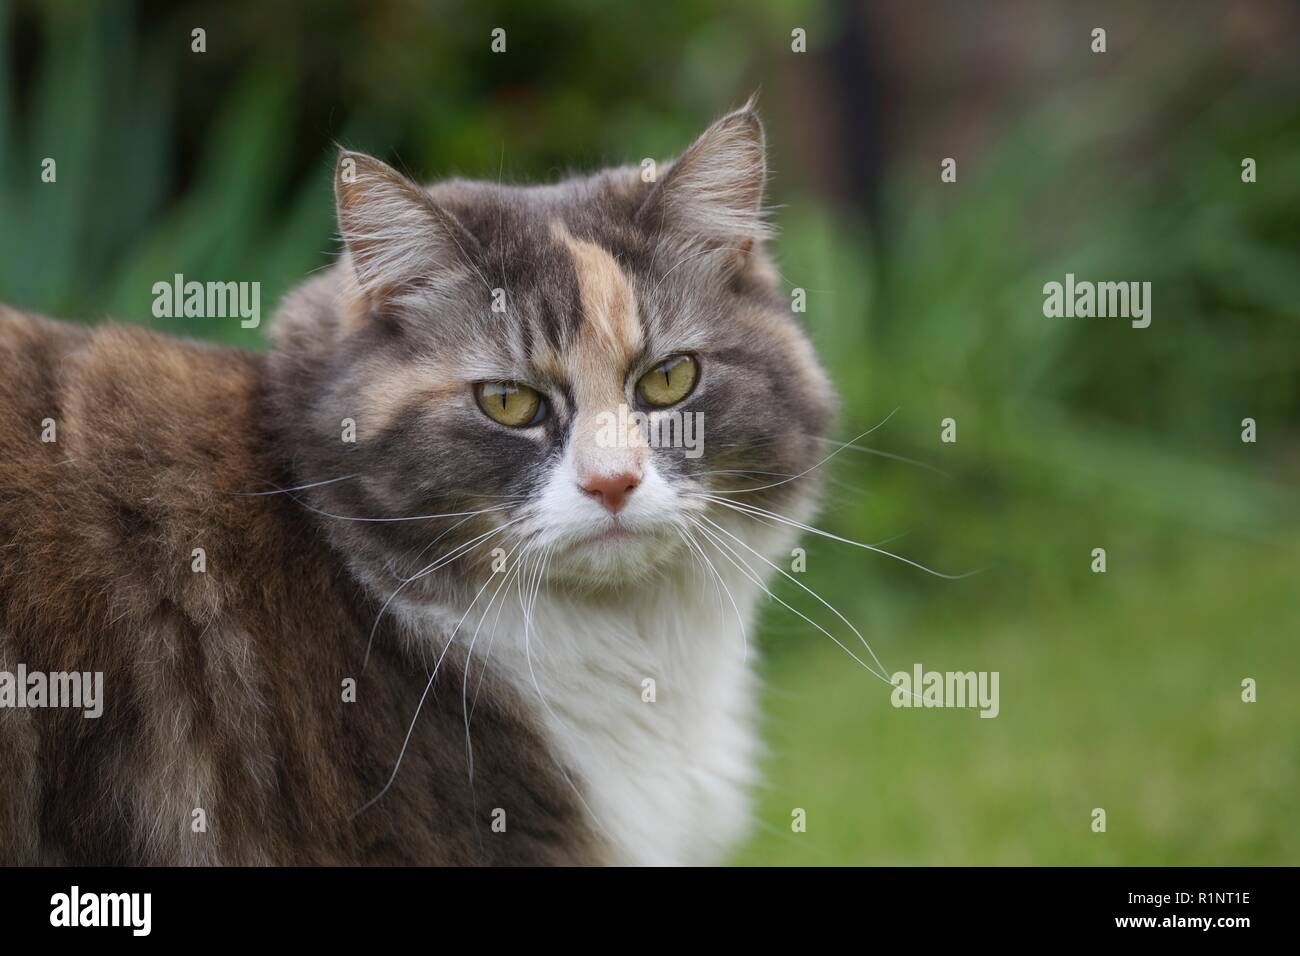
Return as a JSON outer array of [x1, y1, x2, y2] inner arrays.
[[391, 510, 482, 576], [352, 556, 504, 819], [283, 488, 510, 524], [460, 542, 527, 794], [467, 546, 530, 730], [403, 518, 524, 585], [677, 527, 748, 662], [807, 435, 951, 478], [231, 474, 361, 496], [677, 525, 725, 615], [315, 502, 510, 524], [707, 408, 899, 496], [694, 512, 890, 678], [687, 516, 894, 686], [516, 544, 612, 841], [363, 517, 524, 670], [694, 493, 984, 580]]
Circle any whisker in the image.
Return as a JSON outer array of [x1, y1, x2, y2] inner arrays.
[[390, 511, 482, 577], [517, 543, 612, 841], [363, 517, 524, 670], [693, 493, 985, 580], [466, 546, 530, 731], [276, 485, 511, 524], [694, 512, 890, 678], [458, 491, 535, 500], [692, 468, 797, 481], [686, 516, 894, 686], [807, 435, 951, 478], [403, 519, 523, 585], [676, 525, 725, 615], [461, 542, 528, 790], [708, 408, 899, 496], [352, 552, 506, 819], [676, 526, 748, 662], [230, 474, 360, 496]]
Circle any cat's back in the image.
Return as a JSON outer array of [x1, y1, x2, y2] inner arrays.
[[0, 310, 372, 866], [0, 307, 601, 865], [0, 307, 275, 633], [0, 308, 292, 863]]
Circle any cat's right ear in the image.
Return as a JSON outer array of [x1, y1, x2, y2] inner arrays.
[[334, 150, 477, 312]]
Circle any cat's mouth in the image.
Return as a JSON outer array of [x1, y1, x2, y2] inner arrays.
[[577, 523, 637, 545], [540, 516, 682, 581]]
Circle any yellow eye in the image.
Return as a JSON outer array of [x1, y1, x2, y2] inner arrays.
[[474, 382, 544, 427], [636, 354, 698, 407]]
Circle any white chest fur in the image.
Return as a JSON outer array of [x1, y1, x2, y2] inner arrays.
[[457, 557, 766, 866]]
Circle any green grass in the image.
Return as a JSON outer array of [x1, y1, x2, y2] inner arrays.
[[735, 529, 1298, 865]]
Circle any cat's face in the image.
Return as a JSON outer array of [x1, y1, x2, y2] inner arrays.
[[270, 105, 834, 600]]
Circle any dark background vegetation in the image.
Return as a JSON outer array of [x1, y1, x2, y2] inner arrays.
[[2, 0, 1296, 863]]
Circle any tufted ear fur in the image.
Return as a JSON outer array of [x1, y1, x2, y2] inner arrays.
[[334, 150, 480, 314], [636, 97, 770, 271]]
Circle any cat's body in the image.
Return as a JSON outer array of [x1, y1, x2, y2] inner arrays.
[[0, 105, 833, 865], [0, 312, 600, 864]]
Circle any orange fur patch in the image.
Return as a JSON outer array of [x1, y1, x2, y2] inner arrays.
[[550, 221, 642, 406], [550, 222, 648, 478]]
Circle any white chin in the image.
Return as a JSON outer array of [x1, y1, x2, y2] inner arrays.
[[548, 529, 679, 584]]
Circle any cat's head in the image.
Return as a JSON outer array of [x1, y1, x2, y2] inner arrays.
[[268, 103, 834, 602]]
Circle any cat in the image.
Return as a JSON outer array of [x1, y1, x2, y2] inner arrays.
[[0, 102, 834, 865]]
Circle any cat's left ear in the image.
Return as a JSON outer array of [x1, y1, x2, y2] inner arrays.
[[636, 97, 770, 268]]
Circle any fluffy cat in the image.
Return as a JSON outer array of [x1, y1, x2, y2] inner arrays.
[[0, 103, 834, 865]]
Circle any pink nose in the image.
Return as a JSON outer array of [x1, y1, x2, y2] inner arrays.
[[579, 471, 641, 514]]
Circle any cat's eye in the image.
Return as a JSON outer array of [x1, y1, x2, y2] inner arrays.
[[636, 354, 698, 407], [474, 382, 545, 427]]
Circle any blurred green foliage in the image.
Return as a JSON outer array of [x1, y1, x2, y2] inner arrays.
[[1, 0, 1295, 864]]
